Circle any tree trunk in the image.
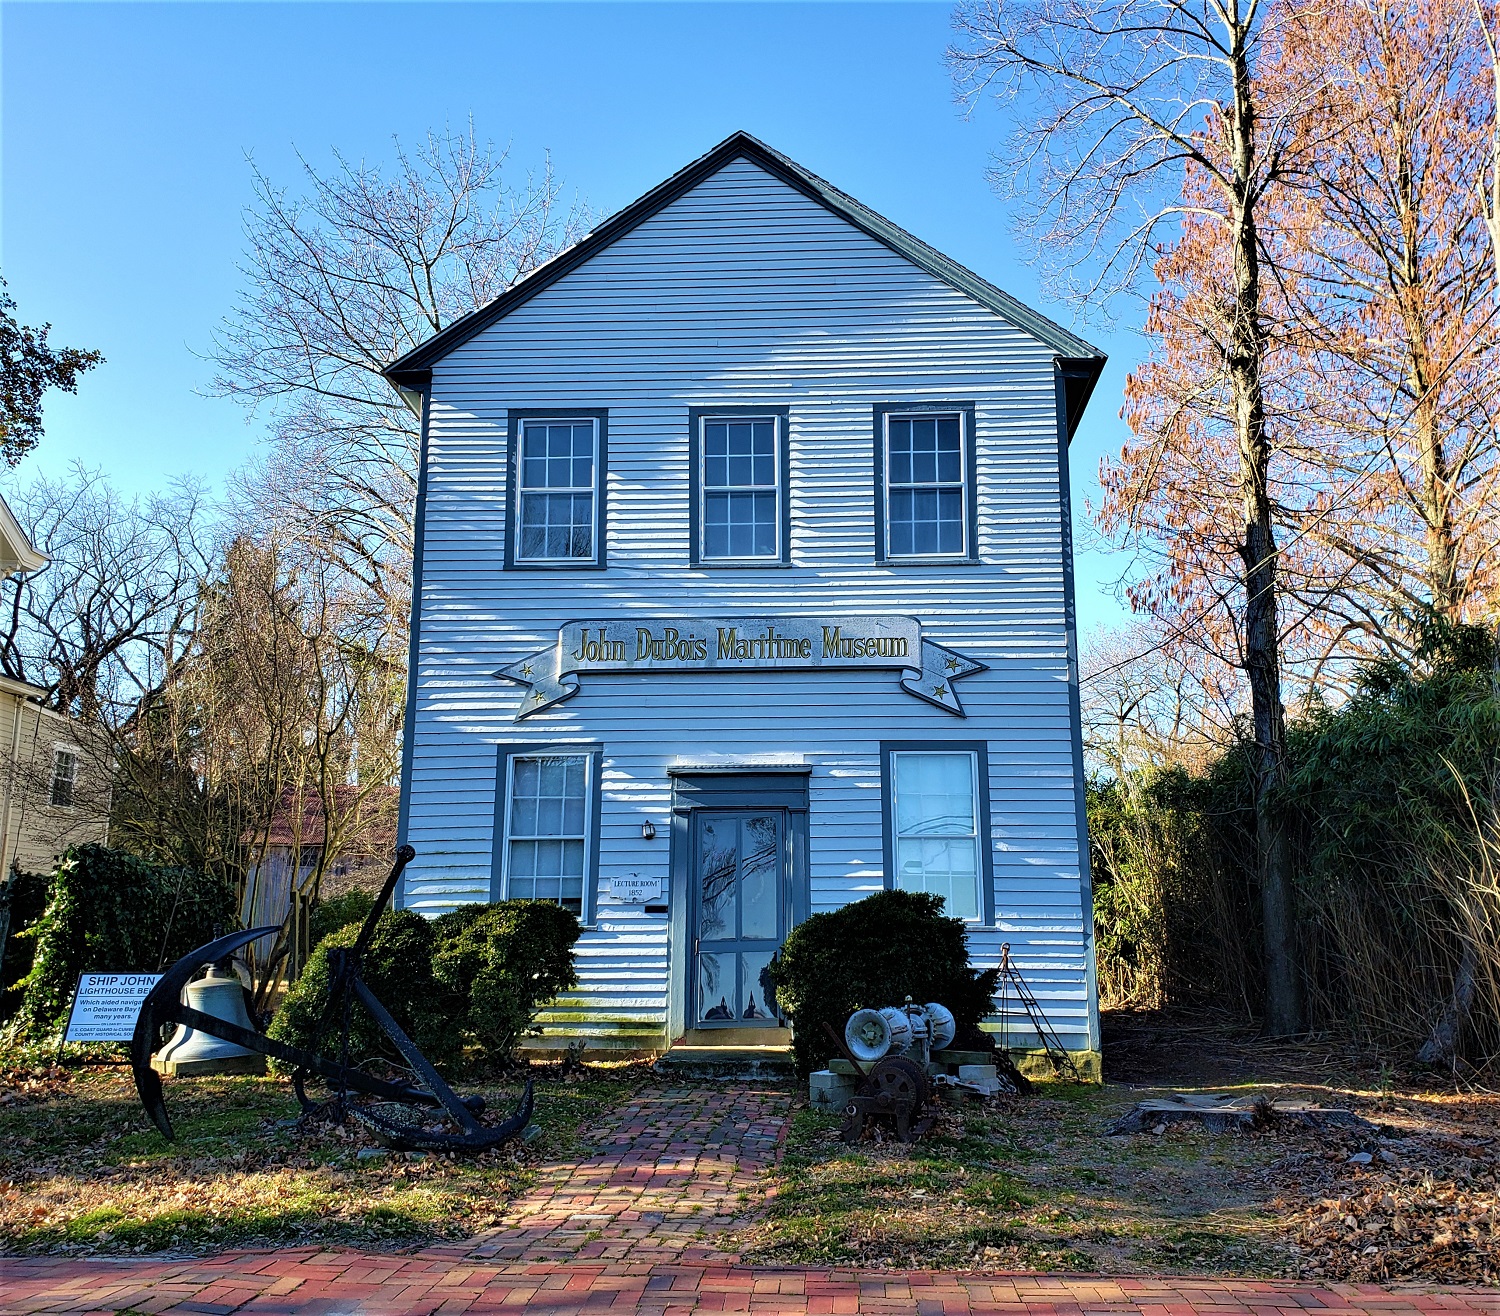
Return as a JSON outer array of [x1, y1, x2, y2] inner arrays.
[[1395, 137, 1461, 620], [1416, 942, 1477, 1066], [1226, 20, 1304, 1037]]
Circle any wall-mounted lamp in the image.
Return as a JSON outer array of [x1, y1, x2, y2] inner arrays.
[[641, 820, 657, 841]]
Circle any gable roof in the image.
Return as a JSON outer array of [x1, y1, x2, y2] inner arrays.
[[384, 131, 1106, 436]]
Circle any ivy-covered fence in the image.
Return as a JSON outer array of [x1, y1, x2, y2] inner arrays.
[[16, 843, 237, 1038]]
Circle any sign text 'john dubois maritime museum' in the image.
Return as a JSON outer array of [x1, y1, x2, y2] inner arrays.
[[496, 615, 987, 719]]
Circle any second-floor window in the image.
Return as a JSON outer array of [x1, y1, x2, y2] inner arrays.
[[50, 748, 77, 808], [877, 406, 976, 562], [692, 410, 788, 564], [514, 416, 601, 564]]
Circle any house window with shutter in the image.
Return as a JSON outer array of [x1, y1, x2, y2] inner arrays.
[[50, 748, 77, 808]]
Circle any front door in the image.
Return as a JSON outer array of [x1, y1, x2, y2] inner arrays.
[[692, 810, 787, 1028]]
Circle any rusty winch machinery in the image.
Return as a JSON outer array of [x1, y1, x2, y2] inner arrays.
[[825, 998, 1004, 1144], [130, 845, 534, 1154]]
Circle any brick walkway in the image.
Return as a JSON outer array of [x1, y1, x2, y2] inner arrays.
[[5, 1252, 1500, 1316], [459, 1082, 791, 1264]]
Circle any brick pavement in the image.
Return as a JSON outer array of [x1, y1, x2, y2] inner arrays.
[[5, 1251, 1500, 1316], [5, 1082, 1499, 1315], [457, 1082, 791, 1264]]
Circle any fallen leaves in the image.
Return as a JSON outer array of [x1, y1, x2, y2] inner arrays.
[[1289, 1147, 1500, 1283]]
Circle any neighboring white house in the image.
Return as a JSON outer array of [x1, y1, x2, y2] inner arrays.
[[0, 495, 111, 877], [384, 133, 1107, 1070]]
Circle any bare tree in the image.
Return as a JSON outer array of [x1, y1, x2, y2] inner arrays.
[[113, 535, 404, 997], [950, 0, 1311, 1031], [0, 465, 211, 726], [212, 127, 586, 615], [1080, 624, 1236, 778]]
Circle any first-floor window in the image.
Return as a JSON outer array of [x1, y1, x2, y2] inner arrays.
[[502, 753, 592, 915], [888, 749, 982, 921], [50, 748, 77, 808]]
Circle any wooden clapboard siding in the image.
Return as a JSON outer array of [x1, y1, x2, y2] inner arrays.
[[402, 152, 1099, 1053]]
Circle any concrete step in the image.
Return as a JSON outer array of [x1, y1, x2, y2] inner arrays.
[[654, 1044, 796, 1080]]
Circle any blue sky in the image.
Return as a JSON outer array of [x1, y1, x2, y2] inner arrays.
[[2, 1, 1137, 633]]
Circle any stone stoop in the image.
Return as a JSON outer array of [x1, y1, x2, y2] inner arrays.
[[655, 1029, 796, 1079]]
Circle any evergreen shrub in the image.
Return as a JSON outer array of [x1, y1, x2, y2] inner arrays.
[[431, 900, 581, 1057], [766, 888, 1001, 1076], [308, 889, 376, 947], [1086, 620, 1500, 1058], [268, 899, 580, 1071], [18, 844, 237, 1037], [1, 870, 52, 1020], [267, 908, 457, 1070]]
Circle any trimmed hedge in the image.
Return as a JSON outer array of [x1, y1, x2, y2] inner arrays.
[[268, 899, 580, 1072], [267, 908, 456, 1071], [767, 888, 1002, 1076], [431, 901, 580, 1058], [17, 844, 238, 1038]]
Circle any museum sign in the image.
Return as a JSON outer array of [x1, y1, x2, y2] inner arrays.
[[496, 616, 988, 719]]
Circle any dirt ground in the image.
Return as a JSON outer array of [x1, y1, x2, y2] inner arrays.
[[733, 1009, 1500, 1283]]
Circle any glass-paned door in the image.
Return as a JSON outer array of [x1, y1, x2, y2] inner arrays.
[[692, 811, 787, 1027]]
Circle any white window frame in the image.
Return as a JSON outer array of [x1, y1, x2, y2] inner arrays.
[[697, 413, 783, 563], [498, 751, 596, 920], [50, 745, 78, 809], [887, 748, 984, 923], [514, 416, 602, 565], [882, 410, 970, 560]]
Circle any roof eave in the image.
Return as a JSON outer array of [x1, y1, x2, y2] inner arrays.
[[1057, 356, 1107, 442]]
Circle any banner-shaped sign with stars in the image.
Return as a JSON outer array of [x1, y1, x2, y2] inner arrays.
[[495, 616, 988, 720]]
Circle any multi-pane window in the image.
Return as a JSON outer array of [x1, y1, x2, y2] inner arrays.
[[884, 412, 967, 558], [503, 754, 591, 915], [700, 416, 780, 560], [50, 748, 77, 808], [889, 750, 982, 922], [516, 419, 598, 562]]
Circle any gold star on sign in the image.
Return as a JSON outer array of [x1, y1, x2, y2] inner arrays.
[[533, 690, 546, 702], [933, 685, 949, 698], [944, 657, 962, 673], [521, 663, 534, 676]]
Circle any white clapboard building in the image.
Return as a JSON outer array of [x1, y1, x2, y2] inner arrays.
[[384, 133, 1106, 1071]]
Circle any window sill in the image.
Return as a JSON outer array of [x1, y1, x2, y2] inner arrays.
[[506, 562, 608, 572], [876, 556, 982, 567], [689, 559, 794, 570]]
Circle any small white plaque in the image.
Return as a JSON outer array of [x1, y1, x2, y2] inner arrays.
[[63, 973, 162, 1043], [609, 876, 664, 904]]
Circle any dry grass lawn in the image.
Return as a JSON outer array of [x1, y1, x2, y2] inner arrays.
[[0, 1060, 646, 1256], [730, 1012, 1500, 1283]]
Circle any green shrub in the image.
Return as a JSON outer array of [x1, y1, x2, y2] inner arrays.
[[17, 844, 237, 1038], [267, 899, 581, 1073], [267, 908, 460, 1072], [308, 889, 376, 947], [1, 870, 52, 1021], [431, 900, 581, 1058], [1086, 622, 1500, 1058], [767, 888, 1002, 1076]]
